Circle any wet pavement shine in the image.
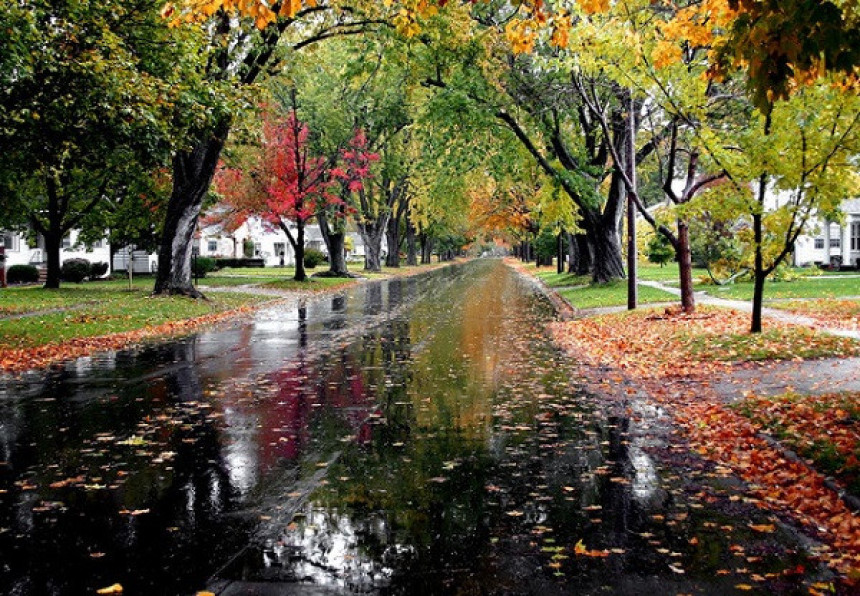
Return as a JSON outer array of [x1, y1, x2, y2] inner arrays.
[[0, 261, 824, 595]]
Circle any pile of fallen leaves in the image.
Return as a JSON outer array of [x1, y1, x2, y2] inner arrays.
[[547, 306, 860, 585], [550, 307, 859, 380], [736, 392, 860, 494], [0, 304, 263, 373]]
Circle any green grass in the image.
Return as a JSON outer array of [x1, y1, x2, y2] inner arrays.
[[0, 289, 270, 349], [704, 276, 860, 301], [683, 327, 860, 362], [558, 281, 677, 309], [532, 269, 591, 288], [637, 262, 708, 282]]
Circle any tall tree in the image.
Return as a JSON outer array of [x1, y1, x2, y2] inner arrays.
[[153, 0, 387, 295], [0, 0, 202, 288]]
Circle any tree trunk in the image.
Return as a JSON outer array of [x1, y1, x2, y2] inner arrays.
[[589, 225, 625, 283], [677, 220, 695, 312], [405, 217, 418, 266], [420, 234, 432, 264], [327, 233, 347, 275], [751, 213, 765, 333], [43, 228, 62, 289], [154, 124, 229, 297], [557, 232, 565, 274], [294, 221, 307, 282], [385, 215, 400, 268], [317, 212, 349, 276]]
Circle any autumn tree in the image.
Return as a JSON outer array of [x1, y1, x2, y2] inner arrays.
[[152, 0, 389, 295]]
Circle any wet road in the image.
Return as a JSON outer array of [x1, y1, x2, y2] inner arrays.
[[0, 261, 819, 595]]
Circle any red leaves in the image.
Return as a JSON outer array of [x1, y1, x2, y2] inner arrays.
[[213, 111, 376, 233]]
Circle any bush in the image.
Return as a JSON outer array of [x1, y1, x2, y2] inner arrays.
[[303, 248, 326, 269], [6, 264, 39, 284], [645, 233, 675, 266], [213, 257, 265, 269], [61, 258, 91, 283], [90, 262, 109, 279], [192, 256, 217, 277]]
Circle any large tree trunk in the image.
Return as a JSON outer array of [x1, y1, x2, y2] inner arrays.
[[364, 235, 383, 272], [419, 233, 432, 264], [359, 219, 386, 273], [317, 212, 349, 276], [154, 123, 229, 297], [677, 220, 695, 312], [581, 209, 624, 284], [385, 215, 400, 268], [43, 227, 62, 289], [405, 217, 418, 266], [568, 233, 591, 275]]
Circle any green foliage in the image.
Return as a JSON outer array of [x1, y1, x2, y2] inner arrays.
[[213, 258, 265, 269], [534, 228, 559, 263], [303, 248, 326, 269], [243, 239, 255, 259], [6, 264, 39, 285], [192, 257, 217, 277], [90, 262, 109, 279], [645, 233, 674, 267], [61, 259, 91, 283]]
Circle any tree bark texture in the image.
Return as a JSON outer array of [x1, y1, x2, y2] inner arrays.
[[154, 123, 229, 297], [317, 211, 349, 276]]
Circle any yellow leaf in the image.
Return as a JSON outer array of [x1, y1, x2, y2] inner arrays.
[[96, 585, 123, 595]]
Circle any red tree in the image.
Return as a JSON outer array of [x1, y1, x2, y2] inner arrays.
[[214, 110, 342, 281], [215, 114, 377, 281]]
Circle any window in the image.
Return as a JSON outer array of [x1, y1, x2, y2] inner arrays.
[[62, 234, 72, 249], [254, 242, 262, 257], [273, 242, 285, 257], [830, 237, 841, 249], [814, 238, 825, 249], [852, 222, 860, 251], [1, 232, 18, 251], [207, 240, 218, 253]]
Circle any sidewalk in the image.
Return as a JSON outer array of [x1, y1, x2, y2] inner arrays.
[[637, 279, 860, 340]]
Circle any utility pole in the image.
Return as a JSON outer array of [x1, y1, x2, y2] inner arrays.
[[626, 94, 638, 310]]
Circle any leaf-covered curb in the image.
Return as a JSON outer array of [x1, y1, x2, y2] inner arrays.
[[0, 302, 271, 374]]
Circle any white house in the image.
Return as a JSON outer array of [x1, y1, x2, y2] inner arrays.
[[793, 199, 860, 268], [1, 229, 112, 273], [197, 216, 373, 267]]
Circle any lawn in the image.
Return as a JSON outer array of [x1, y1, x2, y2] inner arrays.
[[558, 281, 677, 309], [704, 275, 860, 301], [0, 288, 270, 349]]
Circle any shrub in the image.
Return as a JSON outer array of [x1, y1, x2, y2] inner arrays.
[[213, 257, 265, 269], [7, 264, 39, 284], [61, 258, 91, 283], [303, 248, 326, 269], [90, 262, 109, 279], [645, 233, 675, 266], [192, 256, 217, 277]]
